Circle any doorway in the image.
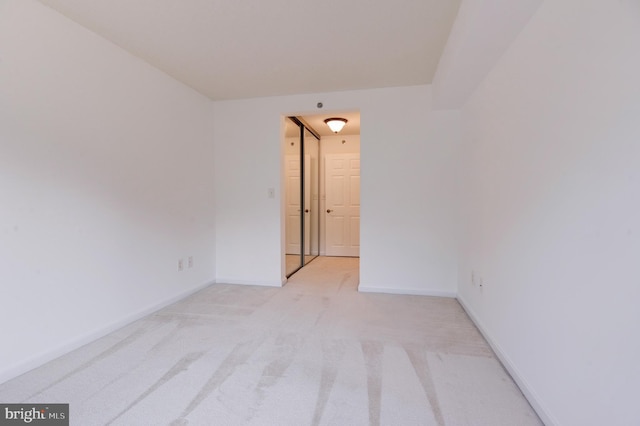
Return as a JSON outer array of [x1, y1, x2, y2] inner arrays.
[[283, 112, 361, 278]]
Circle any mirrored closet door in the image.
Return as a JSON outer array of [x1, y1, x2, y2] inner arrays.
[[284, 117, 320, 277]]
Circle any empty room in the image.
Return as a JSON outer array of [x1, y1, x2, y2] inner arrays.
[[1, 0, 639, 425]]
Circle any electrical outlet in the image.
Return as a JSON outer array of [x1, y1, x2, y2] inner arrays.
[[188, 256, 193, 268], [178, 259, 184, 272]]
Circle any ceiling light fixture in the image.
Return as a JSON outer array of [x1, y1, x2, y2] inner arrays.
[[324, 117, 348, 133]]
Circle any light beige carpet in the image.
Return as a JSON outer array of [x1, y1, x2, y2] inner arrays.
[[285, 254, 318, 276], [0, 257, 541, 425]]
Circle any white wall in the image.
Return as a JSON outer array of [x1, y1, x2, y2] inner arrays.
[[432, 0, 542, 109], [213, 86, 460, 295], [458, 1, 640, 424], [320, 135, 361, 156], [0, 0, 215, 383]]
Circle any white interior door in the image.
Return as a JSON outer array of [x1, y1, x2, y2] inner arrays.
[[325, 154, 360, 257]]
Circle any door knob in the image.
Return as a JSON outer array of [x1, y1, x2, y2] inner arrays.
[[305, 209, 309, 213], [326, 209, 333, 213]]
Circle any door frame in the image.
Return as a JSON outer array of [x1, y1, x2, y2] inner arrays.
[[280, 110, 361, 282]]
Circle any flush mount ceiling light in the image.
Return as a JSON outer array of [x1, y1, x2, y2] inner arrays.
[[324, 117, 348, 133]]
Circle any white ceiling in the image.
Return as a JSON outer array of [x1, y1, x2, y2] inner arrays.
[[37, 0, 462, 101]]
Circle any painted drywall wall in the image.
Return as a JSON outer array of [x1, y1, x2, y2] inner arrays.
[[458, 1, 640, 424], [320, 135, 361, 156], [0, 0, 215, 383], [432, 0, 542, 109], [213, 86, 460, 296]]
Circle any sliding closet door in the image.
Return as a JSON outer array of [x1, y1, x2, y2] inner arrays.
[[284, 118, 303, 276], [284, 118, 321, 277], [303, 127, 320, 263]]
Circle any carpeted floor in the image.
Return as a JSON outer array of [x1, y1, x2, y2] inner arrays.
[[285, 254, 318, 276], [0, 257, 542, 425]]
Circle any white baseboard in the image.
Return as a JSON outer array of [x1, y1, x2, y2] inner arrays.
[[357, 285, 457, 298], [215, 278, 283, 287], [457, 295, 558, 426], [0, 280, 214, 385]]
